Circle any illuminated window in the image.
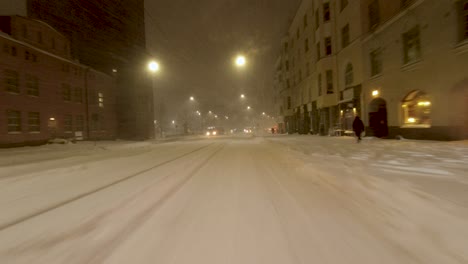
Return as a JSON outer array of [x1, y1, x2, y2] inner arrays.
[[98, 92, 104, 108], [401, 90, 431, 127]]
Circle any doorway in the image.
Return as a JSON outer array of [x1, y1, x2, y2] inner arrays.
[[368, 98, 388, 138]]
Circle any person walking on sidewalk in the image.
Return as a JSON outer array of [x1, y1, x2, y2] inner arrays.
[[353, 116, 365, 143]]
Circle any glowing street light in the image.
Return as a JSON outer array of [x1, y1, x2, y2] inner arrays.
[[148, 61, 160, 73], [235, 55, 246, 67], [262, 112, 266, 115], [247, 106, 251, 110], [240, 94, 246, 99], [208, 110, 212, 114], [190, 96, 195, 101], [172, 120, 176, 124]]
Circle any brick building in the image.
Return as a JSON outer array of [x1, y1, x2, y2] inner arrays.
[[0, 0, 155, 140], [0, 16, 117, 147]]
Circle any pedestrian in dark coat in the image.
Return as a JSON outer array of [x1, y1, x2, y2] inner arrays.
[[352, 116, 365, 142]]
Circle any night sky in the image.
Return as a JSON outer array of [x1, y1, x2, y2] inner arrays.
[[145, 0, 301, 119]]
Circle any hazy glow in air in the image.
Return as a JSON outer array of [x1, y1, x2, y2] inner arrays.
[[236, 55, 246, 67], [148, 61, 160, 72]]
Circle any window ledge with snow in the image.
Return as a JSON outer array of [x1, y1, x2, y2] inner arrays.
[[401, 59, 423, 72], [401, 124, 431, 129], [453, 40, 468, 54]]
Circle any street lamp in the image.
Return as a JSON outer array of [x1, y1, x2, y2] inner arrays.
[[247, 106, 251, 110], [235, 55, 246, 67], [240, 94, 246, 99], [190, 96, 195, 101], [148, 60, 161, 139]]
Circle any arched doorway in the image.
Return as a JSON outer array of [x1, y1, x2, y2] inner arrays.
[[368, 98, 388, 138]]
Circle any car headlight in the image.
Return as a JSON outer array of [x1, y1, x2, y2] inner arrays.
[[206, 132, 210, 136], [213, 131, 217, 135]]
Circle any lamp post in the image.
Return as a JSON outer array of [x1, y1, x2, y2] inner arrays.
[[148, 60, 160, 138]]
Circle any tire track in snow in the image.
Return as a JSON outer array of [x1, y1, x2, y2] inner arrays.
[[0, 143, 215, 232]]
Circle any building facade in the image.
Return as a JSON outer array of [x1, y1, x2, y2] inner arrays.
[[0, 0, 155, 140], [0, 16, 116, 147], [275, 0, 468, 140]]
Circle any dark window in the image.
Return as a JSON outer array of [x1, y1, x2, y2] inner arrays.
[[325, 37, 332, 55], [323, 3, 331, 22], [401, 0, 414, 9], [305, 38, 309, 52], [7, 110, 21, 132], [317, 42, 321, 59], [3, 44, 9, 54], [299, 70, 303, 82], [341, 0, 349, 11], [26, 74, 39, 96], [369, 0, 380, 30], [402, 26, 421, 64], [76, 115, 84, 131], [345, 63, 354, 87], [64, 114, 73, 132], [342, 24, 350, 48], [62, 84, 71, 101], [5, 70, 19, 93], [459, 1, 468, 41], [32, 54, 37, 62], [326, 70, 334, 94], [370, 48, 383, 76], [21, 24, 27, 38], [25, 50, 30, 60], [315, 9, 319, 29], [28, 112, 40, 132], [318, 74, 322, 96], [287, 97, 292, 109], [284, 42, 288, 52], [286, 79, 290, 89], [285, 60, 289, 71], [11, 46, 17, 56], [304, 14, 308, 28], [306, 62, 310, 76], [91, 113, 100, 131], [74, 87, 83, 103]]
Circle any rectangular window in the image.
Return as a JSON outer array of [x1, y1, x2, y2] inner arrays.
[[28, 112, 40, 132], [286, 79, 290, 89], [318, 74, 322, 96], [326, 70, 334, 94], [62, 83, 71, 101], [285, 60, 289, 71], [5, 69, 19, 93], [323, 3, 331, 22], [287, 97, 292, 109], [315, 9, 320, 29], [26, 74, 39, 96], [25, 50, 30, 60], [22, 24, 27, 38], [284, 42, 288, 52], [7, 110, 21, 132], [341, 0, 349, 11], [306, 62, 310, 76], [64, 114, 73, 132], [3, 44, 9, 54], [402, 26, 421, 64], [76, 115, 84, 132], [32, 54, 37, 62], [370, 48, 383, 76], [325, 37, 332, 55], [91, 113, 99, 131], [459, 1, 468, 41], [299, 70, 303, 82], [98, 92, 104, 108], [369, 0, 380, 30], [304, 38, 309, 52], [342, 24, 350, 48], [317, 42, 321, 59], [74, 87, 83, 103], [401, 0, 414, 9], [11, 46, 17, 56], [304, 14, 308, 28]]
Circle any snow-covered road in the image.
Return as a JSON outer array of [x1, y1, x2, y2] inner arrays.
[[0, 136, 467, 263]]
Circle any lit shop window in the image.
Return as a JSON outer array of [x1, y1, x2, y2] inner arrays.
[[401, 90, 431, 127], [98, 92, 104, 108]]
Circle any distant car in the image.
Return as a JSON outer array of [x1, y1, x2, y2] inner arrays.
[[205, 127, 225, 136]]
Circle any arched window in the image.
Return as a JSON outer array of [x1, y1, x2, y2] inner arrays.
[[401, 90, 431, 127], [345, 63, 353, 87]]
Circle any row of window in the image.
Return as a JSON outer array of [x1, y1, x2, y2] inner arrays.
[[3, 44, 39, 62], [4, 111, 106, 133], [21, 23, 69, 53], [4, 70, 39, 96]]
